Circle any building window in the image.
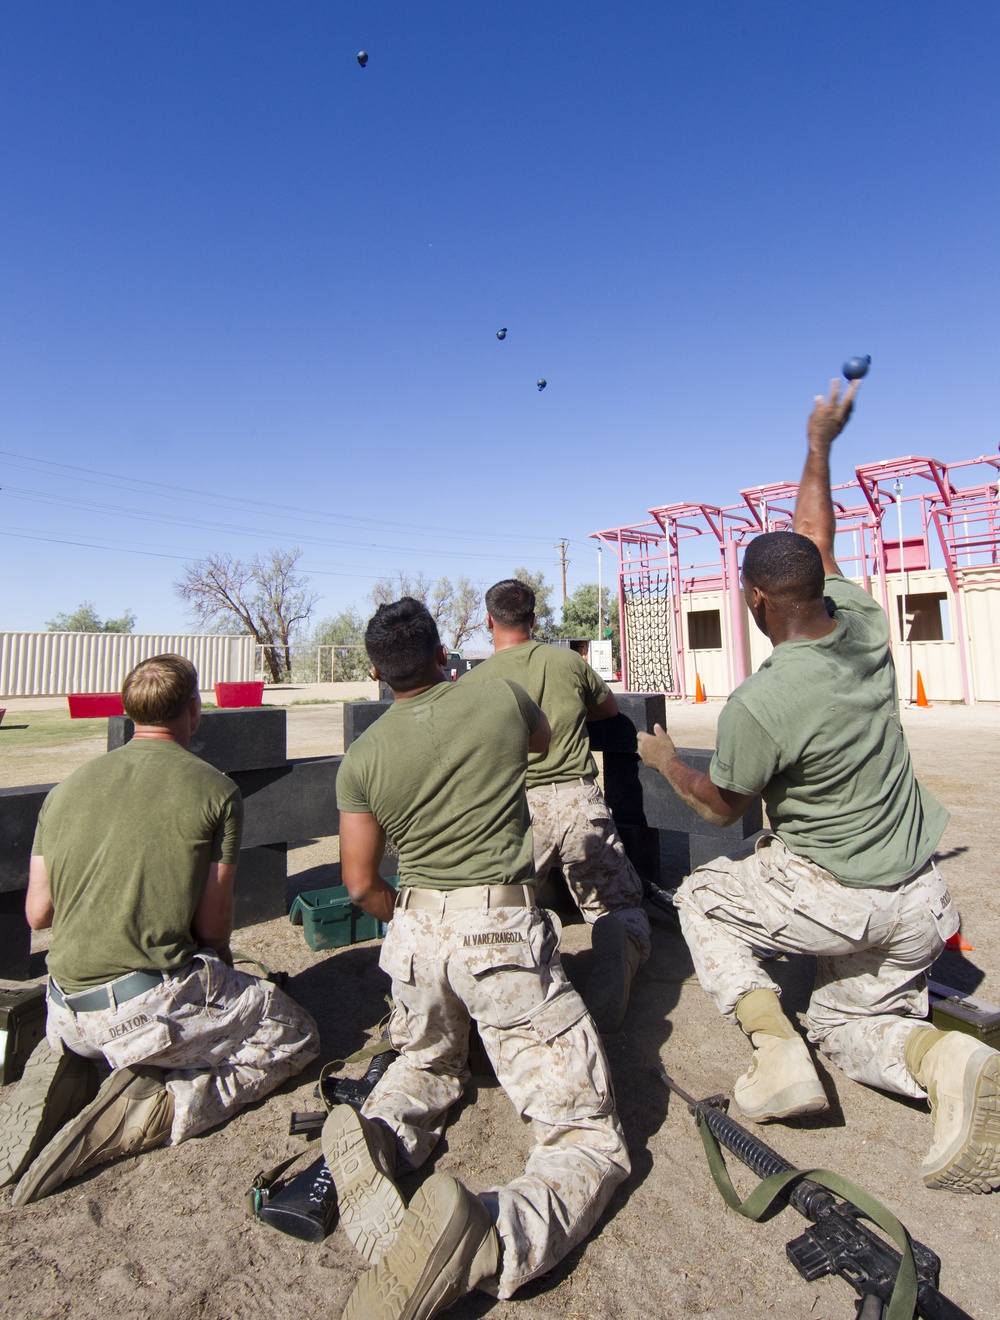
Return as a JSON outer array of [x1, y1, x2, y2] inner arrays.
[[688, 609, 722, 650], [897, 592, 951, 642]]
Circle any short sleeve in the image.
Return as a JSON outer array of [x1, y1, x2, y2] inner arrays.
[[30, 793, 52, 857], [336, 744, 372, 813], [576, 655, 611, 709], [710, 698, 781, 795], [503, 680, 541, 734], [824, 574, 889, 641], [210, 787, 244, 864]]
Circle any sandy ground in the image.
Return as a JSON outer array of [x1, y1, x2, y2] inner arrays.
[[1, 697, 998, 1319]]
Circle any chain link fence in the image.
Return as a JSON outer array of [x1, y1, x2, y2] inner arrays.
[[254, 644, 370, 684]]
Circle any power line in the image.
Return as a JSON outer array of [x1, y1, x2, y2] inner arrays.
[[0, 450, 558, 549], [0, 487, 549, 564]]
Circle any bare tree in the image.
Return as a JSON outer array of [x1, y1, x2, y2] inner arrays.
[[368, 573, 486, 650], [435, 577, 485, 650], [176, 548, 318, 683], [369, 572, 434, 611]]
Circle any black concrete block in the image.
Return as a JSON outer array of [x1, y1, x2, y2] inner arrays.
[[689, 830, 765, 871], [233, 757, 341, 849], [0, 890, 31, 980], [618, 824, 661, 884], [108, 708, 287, 773], [660, 828, 766, 880], [0, 785, 54, 895], [343, 701, 392, 749], [106, 715, 133, 751], [586, 692, 667, 753], [603, 747, 762, 842], [235, 844, 288, 926], [637, 759, 762, 837]]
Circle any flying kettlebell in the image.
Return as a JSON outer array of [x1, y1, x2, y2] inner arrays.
[[496, 327, 507, 340], [842, 355, 871, 381], [536, 378, 547, 392], [357, 51, 369, 68]]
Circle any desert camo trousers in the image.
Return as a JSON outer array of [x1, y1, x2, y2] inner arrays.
[[675, 834, 960, 1099], [362, 895, 631, 1299], [527, 776, 651, 962], [46, 953, 319, 1142]]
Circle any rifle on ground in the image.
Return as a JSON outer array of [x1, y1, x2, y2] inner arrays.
[[657, 1069, 974, 1320], [288, 1041, 400, 1136], [249, 1042, 400, 1241]]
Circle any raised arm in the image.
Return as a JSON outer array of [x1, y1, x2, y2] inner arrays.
[[793, 379, 858, 577]]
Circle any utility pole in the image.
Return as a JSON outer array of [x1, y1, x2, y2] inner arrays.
[[597, 544, 603, 638], [554, 539, 569, 604]]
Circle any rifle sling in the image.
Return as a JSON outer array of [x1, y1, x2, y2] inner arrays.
[[245, 1151, 312, 1218], [694, 1112, 918, 1320]]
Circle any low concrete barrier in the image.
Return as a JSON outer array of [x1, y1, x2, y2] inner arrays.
[[0, 696, 762, 979]]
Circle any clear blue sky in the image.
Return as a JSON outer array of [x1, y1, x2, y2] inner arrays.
[[3, 2, 997, 633]]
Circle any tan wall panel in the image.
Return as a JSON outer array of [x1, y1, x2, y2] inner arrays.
[[679, 592, 728, 696], [964, 577, 1000, 701], [644, 566, 998, 704]]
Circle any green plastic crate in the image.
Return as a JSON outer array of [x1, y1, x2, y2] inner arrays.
[[0, 980, 47, 1084], [288, 885, 383, 951]]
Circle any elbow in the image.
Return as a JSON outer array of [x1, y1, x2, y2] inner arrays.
[[691, 805, 737, 829], [342, 869, 374, 907], [26, 902, 53, 931], [712, 809, 743, 829]]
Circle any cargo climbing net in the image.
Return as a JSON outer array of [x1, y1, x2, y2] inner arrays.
[[621, 569, 673, 692]]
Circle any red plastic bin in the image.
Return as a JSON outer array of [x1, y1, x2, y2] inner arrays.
[[67, 693, 125, 718], [214, 682, 265, 709]]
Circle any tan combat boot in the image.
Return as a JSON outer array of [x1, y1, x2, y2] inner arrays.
[[585, 915, 643, 1034], [906, 1027, 1000, 1192], [12, 1066, 173, 1205], [732, 988, 828, 1122], [0, 1039, 101, 1187], [322, 1104, 407, 1263], [342, 1172, 500, 1320]]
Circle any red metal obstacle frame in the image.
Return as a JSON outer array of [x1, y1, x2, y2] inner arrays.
[[593, 450, 1000, 703]]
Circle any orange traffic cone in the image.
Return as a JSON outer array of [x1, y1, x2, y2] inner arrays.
[[694, 673, 706, 704], [946, 931, 973, 952], [915, 670, 931, 708]]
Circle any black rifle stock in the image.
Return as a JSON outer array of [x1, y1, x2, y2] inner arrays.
[[658, 1070, 974, 1320], [316, 1041, 400, 1111]]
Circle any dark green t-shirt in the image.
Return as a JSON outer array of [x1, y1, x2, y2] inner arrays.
[[462, 642, 609, 788], [710, 575, 948, 888], [33, 739, 243, 990], [336, 678, 541, 890]]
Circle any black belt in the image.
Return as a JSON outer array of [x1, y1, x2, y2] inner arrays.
[[49, 968, 169, 1014]]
